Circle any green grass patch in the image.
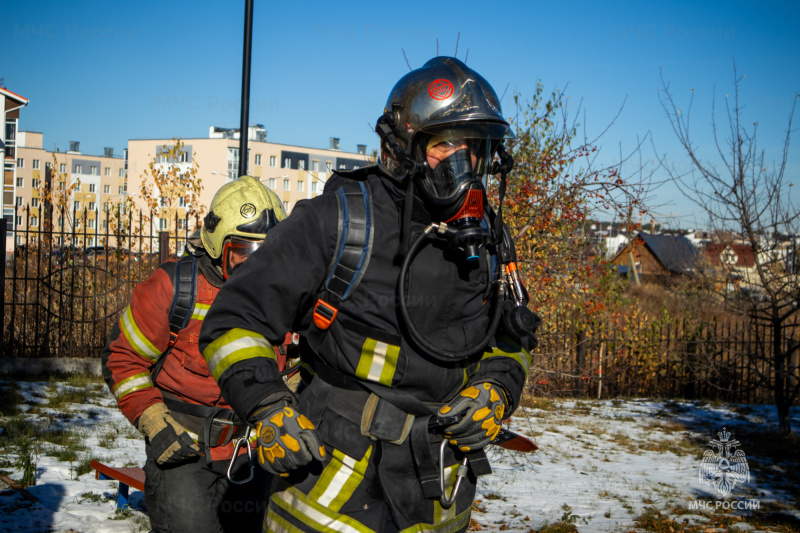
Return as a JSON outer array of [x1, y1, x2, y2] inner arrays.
[[518, 395, 558, 411]]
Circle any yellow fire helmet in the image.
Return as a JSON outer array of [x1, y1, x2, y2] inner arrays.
[[201, 176, 286, 276]]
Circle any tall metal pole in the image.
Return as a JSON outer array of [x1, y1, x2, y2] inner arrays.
[[238, 0, 254, 178]]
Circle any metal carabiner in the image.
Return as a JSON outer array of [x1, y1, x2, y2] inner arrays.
[[227, 427, 255, 485], [439, 439, 468, 509]]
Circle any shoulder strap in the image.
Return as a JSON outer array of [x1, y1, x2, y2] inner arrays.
[[151, 254, 198, 382], [313, 180, 373, 330]]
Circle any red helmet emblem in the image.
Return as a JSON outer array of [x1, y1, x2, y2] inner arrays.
[[428, 79, 454, 100]]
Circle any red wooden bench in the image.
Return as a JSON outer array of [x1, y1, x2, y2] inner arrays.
[[90, 460, 145, 509]]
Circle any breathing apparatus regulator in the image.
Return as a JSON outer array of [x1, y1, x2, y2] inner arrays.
[[376, 56, 540, 362]]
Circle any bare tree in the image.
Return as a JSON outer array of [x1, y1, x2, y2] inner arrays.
[[659, 61, 800, 433]]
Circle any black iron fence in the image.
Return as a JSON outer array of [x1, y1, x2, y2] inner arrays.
[[3, 205, 191, 359], [532, 311, 800, 404], [3, 205, 798, 404]]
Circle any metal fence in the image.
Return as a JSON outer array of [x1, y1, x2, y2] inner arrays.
[[3, 205, 798, 404], [531, 311, 800, 404], [2, 205, 191, 359]]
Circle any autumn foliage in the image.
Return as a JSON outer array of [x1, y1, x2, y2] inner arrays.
[[497, 83, 651, 325]]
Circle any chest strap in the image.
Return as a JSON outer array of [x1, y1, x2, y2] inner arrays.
[[313, 181, 374, 330]]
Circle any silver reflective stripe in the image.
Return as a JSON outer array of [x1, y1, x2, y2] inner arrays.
[[112, 373, 153, 400]]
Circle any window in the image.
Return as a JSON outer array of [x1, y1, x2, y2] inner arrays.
[[16, 158, 23, 168], [15, 197, 22, 206], [58, 217, 63, 227], [104, 185, 110, 194], [32, 159, 40, 170], [255, 154, 262, 166], [159, 219, 168, 230], [103, 202, 109, 211], [74, 201, 81, 211], [60, 182, 66, 191], [283, 201, 289, 211], [298, 159, 305, 170], [60, 163, 66, 173], [297, 180, 304, 192], [88, 219, 96, 229], [119, 169, 124, 177], [91, 166, 98, 176], [179, 197, 186, 207], [326, 161, 333, 172], [283, 157, 291, 169], [159, 197, 168, 207], [102, 220, 108, 230], [312, 181, 318, 193], [89, 202, 96, 211], [31, 198, 38, 207], [32, 179, 39, 189], [16, 216, 21, 226], [16, 178, 22, 187], [283, 178, 290, 190], [104, 167, 110, 177], [269, 155, 276, 167], [312, 160, 319, 172], [118, 186, 124, 194], [87, 237, 95, 246], [179, 152, 189, 163], [227, 147, 239, 181], [89, 184, 96, 193], [269, 178, 275, 189], [76, 164, 82, 174], [30, 216, 38, 227]]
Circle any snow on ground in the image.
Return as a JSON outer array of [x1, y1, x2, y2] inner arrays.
[[0, 379, 798, 532]]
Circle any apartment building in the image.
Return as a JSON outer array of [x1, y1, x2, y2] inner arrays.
[[14, 134, 126, 248], [126, 125, 374, 229], [2, 86, 30, 255]]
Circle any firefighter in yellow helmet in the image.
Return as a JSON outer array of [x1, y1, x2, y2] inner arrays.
[[102, 176, 287, 533]]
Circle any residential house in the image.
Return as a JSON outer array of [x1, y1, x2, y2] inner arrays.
[[610, 232, 700, 283]]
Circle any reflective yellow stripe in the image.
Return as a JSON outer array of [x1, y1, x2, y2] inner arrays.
[[191, 303, 211, 321], [482, 335, 531, 380], [355, 338, 399, 386], [120, 306, 161, 361], [309, 448, 372, 512], [267, 486, 373, 533], [112, 372, 153, 400], [400, 502, 472, 533], [204, 328, 274, 381]]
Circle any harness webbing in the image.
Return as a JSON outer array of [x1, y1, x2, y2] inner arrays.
[[313, 181, 373, 330], [151, 254, 198, 383]]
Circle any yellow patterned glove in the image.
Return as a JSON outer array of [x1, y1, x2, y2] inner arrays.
[[253, 403, 326, 476], [438, 382, 507, 452]]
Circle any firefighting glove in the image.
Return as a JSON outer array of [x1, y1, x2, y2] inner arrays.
[[252, 402, 326, 476], [136, 403, 200, 466], [438, 382, 507, 452]]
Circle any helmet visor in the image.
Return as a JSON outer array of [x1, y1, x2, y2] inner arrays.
[[221, 236, 262, 279]]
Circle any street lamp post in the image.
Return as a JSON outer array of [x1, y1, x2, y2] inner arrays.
[[238, 0, 254, 178]]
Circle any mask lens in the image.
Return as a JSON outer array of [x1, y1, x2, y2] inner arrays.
[[222, 236, 262, 279]]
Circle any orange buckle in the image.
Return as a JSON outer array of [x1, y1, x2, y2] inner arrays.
[[168, 331, 179, 347], [313, 299, 338, 330]]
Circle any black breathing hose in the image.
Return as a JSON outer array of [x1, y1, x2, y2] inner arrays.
[[398, 223, 505, 362]]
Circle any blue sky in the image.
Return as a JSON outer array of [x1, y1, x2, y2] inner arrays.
[[3, 0, 798, 225]]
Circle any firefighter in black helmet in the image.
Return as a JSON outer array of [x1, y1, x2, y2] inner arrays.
[[200, 57, 536, 532]]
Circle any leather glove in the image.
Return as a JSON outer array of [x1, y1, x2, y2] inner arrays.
[[136, 403, 200, 466], [438, 382, 507, 452], [253, 402, 325, 476]]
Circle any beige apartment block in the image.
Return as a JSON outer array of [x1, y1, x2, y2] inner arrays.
[[2, 86, 30, 256], [126, 126, 375, 235], [14, 134, 126, 249]]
